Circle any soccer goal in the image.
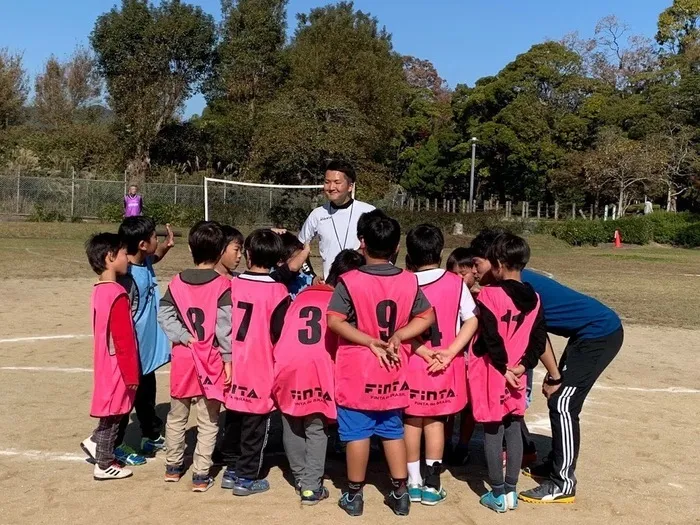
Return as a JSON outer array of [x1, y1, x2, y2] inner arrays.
[[203, 177, 325, 228]]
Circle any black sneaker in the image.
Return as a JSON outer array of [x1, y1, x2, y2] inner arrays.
[[519, 480, 575, 504], [338, 491, 364, 517], [301, 486, 330, 506], [522, 458, 553, 481], [385, 490, 411, 516]]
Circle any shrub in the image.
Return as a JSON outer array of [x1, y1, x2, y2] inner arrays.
[[550, 220, 607, 246], [676, 223, 700, 247], [28, 204, 66, 223], [98, 203, 123, 223], [388, 209, 525, 235], [608, 217, 654, 245]]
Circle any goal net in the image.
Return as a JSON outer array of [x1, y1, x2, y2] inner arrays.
[[204, 178, 325, 230]]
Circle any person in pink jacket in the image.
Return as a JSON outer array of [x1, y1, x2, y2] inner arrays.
[[82, 233, 140, 481]]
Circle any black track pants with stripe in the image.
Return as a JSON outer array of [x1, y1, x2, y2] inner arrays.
[[221, 409, 271, 480], [548, 327, 623, 493]]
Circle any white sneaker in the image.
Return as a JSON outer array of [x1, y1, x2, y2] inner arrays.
[[505, 491, 518, 510], [94, 462, 133, 481], [81, 436, 97, 462]]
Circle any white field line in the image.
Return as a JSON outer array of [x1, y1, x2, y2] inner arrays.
[[25, 248, 82, 264], [0, 447, 163, 463], [0, 334, 90, 344], [530, 368, 699, 393], [0, 448, 87, 462]]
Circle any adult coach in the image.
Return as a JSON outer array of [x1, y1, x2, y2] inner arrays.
[[470, 229, 623, 505], [298, 160, 374, 278]]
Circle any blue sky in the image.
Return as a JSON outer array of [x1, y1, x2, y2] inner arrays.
[[1, 0, 671, 116]]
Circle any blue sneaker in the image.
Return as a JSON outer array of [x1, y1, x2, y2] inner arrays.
[[164, 464, 184, 482], [338, 491, 364, 517], [301, 486, 329, 506], [114, 444, 147, 466], [141, 435, 165, 455], [232, 478, 270, 496], [221, 468, 237, 489], [506, 491, 518, 510], [421, 486, 447, 506], [480, 491, 507, 513], [408, 483, 422, 503]]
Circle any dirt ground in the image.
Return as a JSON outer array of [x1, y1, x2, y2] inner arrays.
[[0, 225, 699, 524]]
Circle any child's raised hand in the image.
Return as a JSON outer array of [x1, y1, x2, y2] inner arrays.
[[164, 223, 175, 247], [271, 228, 287, 235]]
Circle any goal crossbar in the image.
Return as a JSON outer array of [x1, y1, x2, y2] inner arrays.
[[204, 177, 323, 221]]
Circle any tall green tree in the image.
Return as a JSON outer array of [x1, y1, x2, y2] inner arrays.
[[201, 0, 288, 173], [0, 49, 28, 129], [91, 0, 215, 183], [249, 1, 407, 194]]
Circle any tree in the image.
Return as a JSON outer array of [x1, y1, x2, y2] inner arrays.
[[35, 57, 71, 127], [202, 0, 288, 174], [656, 0, 700, 53], [0, 49, 29, 128], [249, 1, 407, 190], [91, 0, 215, 183]]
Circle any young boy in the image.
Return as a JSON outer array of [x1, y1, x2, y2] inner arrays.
[[327, 211, 435, 517], [273, 249, 365, 505], [158, 221, 232, 492], [124, 185, 143, 217], [84, 233, 139, 480], [216, 225, 244, 278], [403, 225, 478, 506], [468, 233, 549, 512], [221, 229, 292, 496], [447, 247, 477, 290], [80, 218, 173, 466], [271, 232, 314, 298]]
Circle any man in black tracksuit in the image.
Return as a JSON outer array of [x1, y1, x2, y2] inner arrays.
[[471, 230, 623, 504]]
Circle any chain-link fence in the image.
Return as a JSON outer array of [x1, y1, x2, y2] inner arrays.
[[0, 174, 205, 219]]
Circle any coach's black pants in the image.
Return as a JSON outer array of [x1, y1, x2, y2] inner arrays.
[[548, 327, 623, 493], [116, 372, 163, 446], [220, 409, 270, 480]]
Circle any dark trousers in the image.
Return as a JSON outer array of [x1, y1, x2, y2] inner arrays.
[[220, 409, 270, 480], [116, 372, 163, 446], [548, 327, 623, 493]]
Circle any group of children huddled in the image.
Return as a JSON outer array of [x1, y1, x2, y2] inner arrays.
[[83, 209, 561, 516]]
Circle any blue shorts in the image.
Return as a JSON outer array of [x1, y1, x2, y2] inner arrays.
[[337, 407, 404, 442]]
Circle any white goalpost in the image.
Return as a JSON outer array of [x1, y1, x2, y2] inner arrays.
[[204, 177, 357, 226], [203, 177, 324, 226]]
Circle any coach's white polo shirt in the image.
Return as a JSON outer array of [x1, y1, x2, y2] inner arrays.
[[298, 199, 375, 278]]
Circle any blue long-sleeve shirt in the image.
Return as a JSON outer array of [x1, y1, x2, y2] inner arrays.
[[522, 269, 621, 340]]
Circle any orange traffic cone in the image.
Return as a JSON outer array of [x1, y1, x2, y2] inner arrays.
[[614, 229, 622, 248]]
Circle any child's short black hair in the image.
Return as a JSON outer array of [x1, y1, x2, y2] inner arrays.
[[357, 209, 388, 240], [470, 227, 507, 258], [244, 229, 284, 268], [119, 216, 156, 255], [85, 232, 123, 274], [221, 225, 244, 248], [487, 233, 531, 271], [362, 211, 400, 260], [279, 231, 304, 262], [188, 220, 225, 265], [326, 249, 365, 287], [406, 224, 444, 270], [323, 159, 356, 184], [447, 247, 476, 272]]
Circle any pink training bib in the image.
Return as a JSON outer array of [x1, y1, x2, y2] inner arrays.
[[168, 274, 230, 401], [273, 285, 337, 420], [334, 269, 419, 411], [225, 276, 289, 415], [468, 285, 540, 423], [90, 282, 136, 417], [405, 271, 467, 417]]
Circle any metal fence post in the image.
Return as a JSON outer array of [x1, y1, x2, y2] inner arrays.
[[16, 168, 21, 214], [70, 167, 75, 217], [174, 172, 178, 205]]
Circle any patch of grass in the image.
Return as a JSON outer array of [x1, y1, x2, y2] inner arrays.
[[2, 225, 700, 329]]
